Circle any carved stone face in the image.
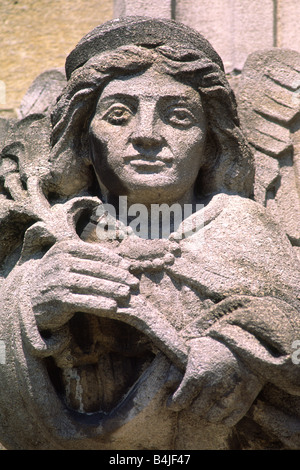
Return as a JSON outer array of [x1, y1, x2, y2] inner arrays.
[[89, 67, 207, 205]]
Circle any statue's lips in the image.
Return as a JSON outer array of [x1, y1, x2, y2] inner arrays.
[[129, 159, 166, 171], [124, 154, 173, 171]]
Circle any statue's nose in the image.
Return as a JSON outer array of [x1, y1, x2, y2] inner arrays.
[[129, 106, 163, 149], [130, 131, 162, 149]]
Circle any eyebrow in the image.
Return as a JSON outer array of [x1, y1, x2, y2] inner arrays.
[[98, 92, 197, 104]]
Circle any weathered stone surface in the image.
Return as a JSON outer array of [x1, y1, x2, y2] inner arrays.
[[164, 0, 275, 72], [114, 0, 300, 73], [237, 48, 300, 246], [0, 118, 10, 152], [18, 69, 67, 119], [2, 0, 300, 117], [0, 17, 299, 450], [0, 0, 113, 116], [277, 0, 300, 52], [114, 0, 172, 18]]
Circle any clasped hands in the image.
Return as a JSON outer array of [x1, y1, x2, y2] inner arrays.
[[31, 240, 262, 425]]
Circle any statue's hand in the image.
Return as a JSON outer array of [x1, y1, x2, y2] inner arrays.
[[30, 239, 139, 330], [168, 337, 263, 426]]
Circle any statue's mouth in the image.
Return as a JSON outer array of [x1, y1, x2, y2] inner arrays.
[[44, 313, 163, 417]]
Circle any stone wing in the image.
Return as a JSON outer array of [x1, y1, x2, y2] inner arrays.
[[236, 49, 300, 259], [0, 69, 66, 273]]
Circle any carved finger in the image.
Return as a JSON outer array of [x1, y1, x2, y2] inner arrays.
[[32, 325, 71, 357], [167, 337, 238, 412], [35, 294, 118, 330], [167, 371, 206, 412], [39, 272, 131, 301], [55, 240, 129, 268], [167, 338, 207, 411], [70, 258, 139, 289], [63, 293, 118, 316], [65, 273, 131, 301]]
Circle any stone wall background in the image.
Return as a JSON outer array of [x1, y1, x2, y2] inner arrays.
[[0, 0, 113, 118], [1, 0, 299, 118], [115, 0, 300, 72]]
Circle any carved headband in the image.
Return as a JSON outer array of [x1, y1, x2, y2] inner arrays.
[[65, 16, 225, 80]]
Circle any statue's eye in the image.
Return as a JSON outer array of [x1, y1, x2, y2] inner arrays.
[[104, 105, 132, 125], [166, 108, 195, 127]]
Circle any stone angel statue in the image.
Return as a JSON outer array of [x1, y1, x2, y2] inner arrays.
[[0, 17, 299, 450]]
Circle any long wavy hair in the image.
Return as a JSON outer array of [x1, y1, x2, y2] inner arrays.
[[48, 42, 254, 200]]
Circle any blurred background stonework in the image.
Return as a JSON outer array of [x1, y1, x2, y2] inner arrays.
[[1, 0, 299, 118], [0, 0, 113, 118]]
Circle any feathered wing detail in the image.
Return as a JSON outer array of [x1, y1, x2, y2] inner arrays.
[[0, 69, 70, 274], [0, 115, 50, 274], [236, 49, 300, 258], [233, 50, 300, 448]]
